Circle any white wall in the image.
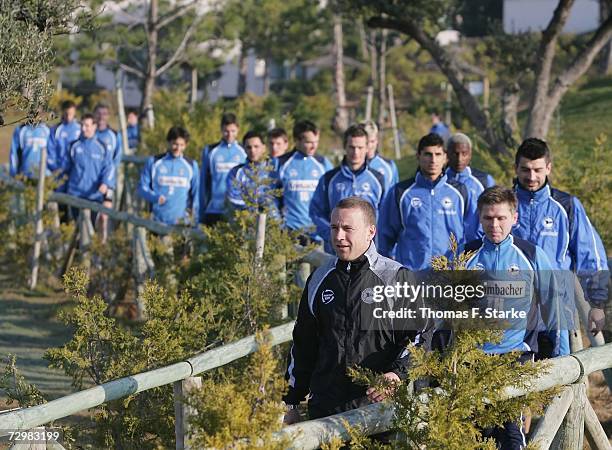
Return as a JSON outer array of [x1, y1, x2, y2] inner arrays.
[[504, 0, 600, 34]]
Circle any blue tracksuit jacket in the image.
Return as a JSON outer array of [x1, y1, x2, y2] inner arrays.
[[447, 166, 496, 239], [277, 149, 333, 233], [138, 152, 199, 225], [465, 235, 565, 356], [96, 127, 123, 168], [378, 172, 478, 270], [47, 120, 81, 173], [368, 153, 399, 191], [126, 124, 140, 149], [310, 162, 386, 253], [199, 140, 246, 220], [513, 181, 609, 307], [9, 124, 51, 178], [64, 136, 115, 202], [226, 158, 281, 218]]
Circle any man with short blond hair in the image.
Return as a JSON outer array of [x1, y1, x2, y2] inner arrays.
[[284, 196, 423, 424]]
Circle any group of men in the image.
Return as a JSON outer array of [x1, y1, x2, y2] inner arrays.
[[8, 105, 609, 448], [281, 134, 608, 449]]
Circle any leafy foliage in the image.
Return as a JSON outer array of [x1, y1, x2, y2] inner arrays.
[[0, 0, 94, 123], [0, 354, 46, 408]]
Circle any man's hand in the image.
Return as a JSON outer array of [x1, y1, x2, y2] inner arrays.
[[283, 408, 300, 425], [588, 307, 605, 335], [158, 195, 166, 205], [366, 372, 401, 403], [98, 183, 108, 195]]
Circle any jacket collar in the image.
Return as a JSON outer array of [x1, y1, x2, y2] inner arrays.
[[446, 166, 471, 181], [340, 160, 367, 178], [415, 171, 447, 190], [482, 233, 514, 251], [336, 242, 378, 273], [515, 179, 551, 203]]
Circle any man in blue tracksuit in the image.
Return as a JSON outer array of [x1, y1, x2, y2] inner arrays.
[[94, 103, 123, 170], [362, 120, 399, 192], [63, 114, 115, 223], [445, 133, 496, 239], [9, 122, 51, 179], [138, 126, 199, 226], [453, 186, 564, 449], [226, 131, 281, 218], [277, 120, 333, 239], [199, 112, 246, 225], [47, 100, 81, 175], [310, 124, 385, 253], [126, 109, 140, 149], [378, 133, 478, 271], [429, 111, 450, 143], [512, 138, 609, 355]]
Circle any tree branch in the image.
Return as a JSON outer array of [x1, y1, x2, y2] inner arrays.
[[367, 15, 508, 155], [550, 13, 612, 102], [119, 63, 145, 79], [155, 17, 200, 76], [155, 1, 198, 31]]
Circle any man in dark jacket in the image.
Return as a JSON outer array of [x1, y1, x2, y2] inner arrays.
[[283, 197, 424, 423]]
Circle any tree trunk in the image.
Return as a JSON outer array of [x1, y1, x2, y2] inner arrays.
[[501, 82, 520, 148], [141, 0, 158, 127], [599, 0, 612, 74], [190, 67, 198, 110], [377, 29, 388, 144], [237, 46, 247, 96], [333, 14, 349, 134], [263, 57, 270, 95]]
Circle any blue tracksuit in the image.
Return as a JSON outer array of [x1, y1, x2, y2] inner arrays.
[[9, 124, 51, 178], [465, 235, 564, 356], [368, 153, 399, 191], [226, 158, 281, 218], [513, 181, 609, 356], [277, 149, 333, 233], [138, 152, 199, 225], [96, 127, 123, 168], [430, 122, 450, 142], [378, 172, 477, 270], [126, 124, 140, 149], [64, 136, 115, 202], [47, 120, 81, 173], [199, 140, 246, 221], [310, 162, 386, 253], [447, 166, 496, 239]]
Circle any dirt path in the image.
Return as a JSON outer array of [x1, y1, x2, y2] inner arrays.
[[0, 286, 74, 402]]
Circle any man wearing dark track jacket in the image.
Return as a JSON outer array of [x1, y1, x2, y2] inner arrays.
[[284, 197, 424, 423]]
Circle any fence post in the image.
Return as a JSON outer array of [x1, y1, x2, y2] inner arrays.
[[583, 398, 611, 450], [115, 71, 131, 214], [255, 213, 267, 260], [174, 377, 202, 450], [365, 85, 374, 122], [79, 209, 94, 276], [132, 226, 154, 320], [29, 145, 47, 289], [387, 84, 401, 160], [553, 382, 586, 450]]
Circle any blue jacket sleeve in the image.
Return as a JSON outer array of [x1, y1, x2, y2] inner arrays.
[[189, 160, 200, 225], [137, 157, 160, 205], [114, 132, 123, 167], [486, 174, 496, 188], [101, 147, 116, 189], [309, 176, 331, 246], [283, 275, 319, 405], [47, 126, 60, 172], [533, 246, 569, 357], [569, 197, 609, 306], [225, 166, 246, 210], [199, 146, 209, 222], [9, 127, 21, 177], [391, 160, 400, 185], [463, 187, 482, 242], [377, 187, 401, 257]]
